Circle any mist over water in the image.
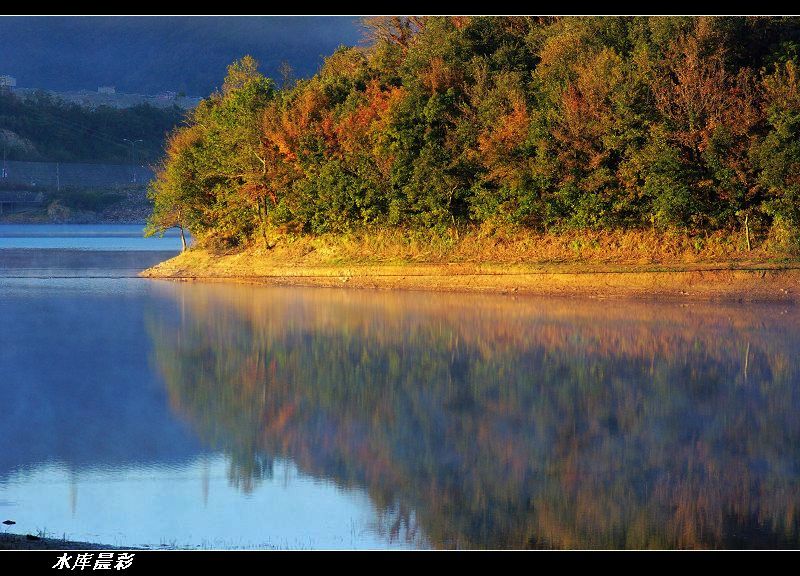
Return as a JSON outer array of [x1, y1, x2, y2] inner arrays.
[[2, 225, 800, 548], [0, 225, 182, 278]]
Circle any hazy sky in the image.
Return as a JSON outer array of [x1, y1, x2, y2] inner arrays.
[[0, 16, 363, 96]]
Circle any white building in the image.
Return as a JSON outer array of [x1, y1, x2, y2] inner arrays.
[[98, 86, 116, 94], [0, 75, 17, 90]]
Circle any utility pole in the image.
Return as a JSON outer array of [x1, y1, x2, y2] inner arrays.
[[2, 146, 6, 179], [122, 138, 143, 184], [56, 162, 60, 192]]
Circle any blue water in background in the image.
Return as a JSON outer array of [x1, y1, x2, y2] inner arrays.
[[0, 224, 183, 251]]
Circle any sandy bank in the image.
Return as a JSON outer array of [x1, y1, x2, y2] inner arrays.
[[141, 249, 800, 302]]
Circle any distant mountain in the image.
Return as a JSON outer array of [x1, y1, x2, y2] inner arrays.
[[0, 16, 363, 96]]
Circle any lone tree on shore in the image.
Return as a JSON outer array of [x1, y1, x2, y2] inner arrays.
[[144, 123, 200, 251]]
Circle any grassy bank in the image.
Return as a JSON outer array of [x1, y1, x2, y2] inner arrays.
[[142, 229, 800, 302]]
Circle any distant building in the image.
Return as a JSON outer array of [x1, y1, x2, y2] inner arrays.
[[0, 75, 17, 91], [0, 191, 44, 214], [13, 86, 201, 110]]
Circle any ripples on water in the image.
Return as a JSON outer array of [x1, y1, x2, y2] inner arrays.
[[1, 225, 800, 549]]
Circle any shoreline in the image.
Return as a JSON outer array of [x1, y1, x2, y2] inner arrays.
[[0, 218, 147, 226], [0, 533, 132, 551], [142, 250, 800, 302]]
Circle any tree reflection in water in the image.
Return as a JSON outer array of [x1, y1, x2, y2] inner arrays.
[[146, 285, 800, 549]]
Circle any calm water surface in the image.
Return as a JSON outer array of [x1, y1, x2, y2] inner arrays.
[[2, 225, 800, 549]]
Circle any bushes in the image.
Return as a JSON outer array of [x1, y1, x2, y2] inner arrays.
[[149, 17, 800, 249], [755, 61, 800, 230]]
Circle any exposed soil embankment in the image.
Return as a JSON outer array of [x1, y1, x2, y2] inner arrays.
[[142, 248, 800, 302]]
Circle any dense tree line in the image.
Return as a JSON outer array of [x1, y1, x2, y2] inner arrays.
[[0, 90, 184, 164], [148, 17, 800, 248]]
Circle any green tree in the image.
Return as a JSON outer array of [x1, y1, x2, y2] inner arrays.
[[755, 60, 800, 232], [147, 56, 274, 247], [148, 17, 800, 250]]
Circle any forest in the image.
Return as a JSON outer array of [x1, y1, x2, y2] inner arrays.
[[147, 16, 800, 252], [0, 90, 184, 164]]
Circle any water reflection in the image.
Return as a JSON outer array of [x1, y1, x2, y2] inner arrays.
[[0, 275, 406, 549], [0, 280, 204, 478], [148, 284, 800, 549]]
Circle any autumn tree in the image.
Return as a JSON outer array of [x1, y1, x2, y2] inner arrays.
[[645, 19, 762, 227], [145, 123, 206, 250], [148, 17, 800, 251]]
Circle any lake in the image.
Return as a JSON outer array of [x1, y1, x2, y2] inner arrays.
[[2, 224, 800, 549]]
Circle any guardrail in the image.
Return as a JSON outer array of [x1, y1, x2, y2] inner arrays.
[[0, 160, 154, 189]]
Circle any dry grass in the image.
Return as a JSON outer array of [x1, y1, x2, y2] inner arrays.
[[142, 226, 800, 303], [216, 224, 800, 267]]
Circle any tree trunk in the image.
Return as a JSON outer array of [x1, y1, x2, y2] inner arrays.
[[262, 197, 271, 249], [744, 214, 751, 252], [179, 225, 187, 252]]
